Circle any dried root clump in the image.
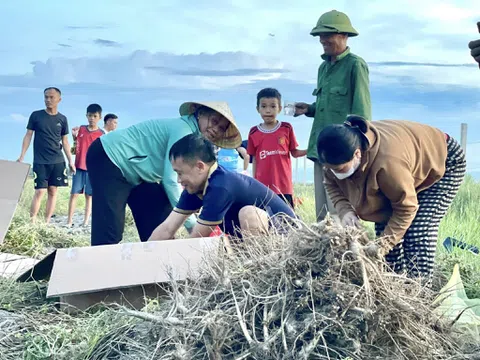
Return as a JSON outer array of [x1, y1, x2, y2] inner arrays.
[[104, 218, 479, 359]]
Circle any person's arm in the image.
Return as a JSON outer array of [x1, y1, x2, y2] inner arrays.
[[18, 112, 37, 162], [62, 135, 76, 174], [149, 211, 190, 240], [17, 130, 34, 162], [288, 126, 307, 158], [247, 131, 257, 177], [236, 147, 250, 171], [71, 126, 80, 141], [350, 60, 372, 120], [61, 117, 75, 173], [163, 129, 198, 231], [150, 189, 202, 240], [323, 169, 356, 219], [189, 223, 217, 238], [293, 102, 316, 118], [291, 149, 307, 157], [305, 102, 316, 117], [376, 163, 418, 248]]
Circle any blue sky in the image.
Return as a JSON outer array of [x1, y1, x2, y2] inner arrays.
[[1, 0, 479, 178]]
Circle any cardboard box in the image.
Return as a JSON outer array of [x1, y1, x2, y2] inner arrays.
[[17, 237, 221, 312], [0, 159, 30, 243], [0, 253, 39, 278]]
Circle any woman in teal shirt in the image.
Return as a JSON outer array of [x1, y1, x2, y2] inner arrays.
[[86, 101, 241, 246]]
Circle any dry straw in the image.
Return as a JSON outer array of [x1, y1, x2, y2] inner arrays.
[[1, 216, 478, 359]]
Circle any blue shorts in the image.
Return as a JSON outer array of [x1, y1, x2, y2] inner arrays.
[[71, 169, 93, 195]]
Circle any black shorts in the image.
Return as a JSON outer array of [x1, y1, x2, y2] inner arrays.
[[33, 162, 68, 189]]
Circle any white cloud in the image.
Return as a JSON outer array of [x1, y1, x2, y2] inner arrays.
[[9, 113, 27, 122], [25, 51, 287, 90]]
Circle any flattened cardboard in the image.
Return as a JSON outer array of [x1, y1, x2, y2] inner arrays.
[[0, 252, 39, 278], [59, 284, 169, 312], [44, 237, 221, 310], [0, 159, 30, 243]]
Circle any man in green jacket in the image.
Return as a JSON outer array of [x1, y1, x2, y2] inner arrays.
[[294, 10, 372, 222]]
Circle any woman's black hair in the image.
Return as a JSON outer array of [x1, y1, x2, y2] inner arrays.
[[316, 115, 370, 165]]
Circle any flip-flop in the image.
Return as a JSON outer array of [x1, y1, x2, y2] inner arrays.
[[443, 237, 479, 255]]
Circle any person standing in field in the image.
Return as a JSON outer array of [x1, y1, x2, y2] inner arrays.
[[294, 10, 371, 221], [16, 87, 75, 224], [67, 104, 105, 227], [248, 88, 306, 209], [103, 113, 118, 134]]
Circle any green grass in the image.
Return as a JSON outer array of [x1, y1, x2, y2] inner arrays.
[[0, 176, 479, 359], [2, 176, 480, 298]]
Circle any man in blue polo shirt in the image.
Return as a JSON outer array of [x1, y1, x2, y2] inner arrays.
[[148, 133, 296, 240]]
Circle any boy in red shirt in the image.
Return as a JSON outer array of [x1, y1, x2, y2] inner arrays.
[[247, 88, 306, 209], [67, 104, 105, 226]]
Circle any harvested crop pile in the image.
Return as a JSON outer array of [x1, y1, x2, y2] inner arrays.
[[1, 217, 478, 359]]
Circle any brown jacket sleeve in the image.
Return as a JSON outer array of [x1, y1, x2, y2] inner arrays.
[[376, 161, 419, 247], [324, 169, 355, 219]]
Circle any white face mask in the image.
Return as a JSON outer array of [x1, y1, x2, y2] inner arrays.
[[331, 156, 361, 180]]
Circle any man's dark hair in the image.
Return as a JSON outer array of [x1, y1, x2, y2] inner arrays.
[[44, 87, 61, 95], [104, 113, 118, 123], [256, 88, 282, 107], [86, 103, 102, 114], [169, 133, 216, 165]]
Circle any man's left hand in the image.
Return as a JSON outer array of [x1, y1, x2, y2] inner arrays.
[[468, 22, 480, 66], [69, 161, 76, 175]]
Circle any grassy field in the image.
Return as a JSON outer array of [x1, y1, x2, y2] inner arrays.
[[0, 176, 478, 358], [2, 176, 479, 297]]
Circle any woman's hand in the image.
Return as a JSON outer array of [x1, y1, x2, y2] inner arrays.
[[341, 211, 362, 228]]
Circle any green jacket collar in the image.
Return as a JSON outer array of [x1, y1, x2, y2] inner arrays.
[[321, 47, 351, 62]]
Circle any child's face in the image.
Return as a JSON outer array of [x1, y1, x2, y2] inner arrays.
[[105, 118, 118, 131], [86, 112, 101, 127], [257, 97, 281, 125]]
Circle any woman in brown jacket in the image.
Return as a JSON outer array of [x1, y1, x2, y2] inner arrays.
[[316, 115, 466, 279]]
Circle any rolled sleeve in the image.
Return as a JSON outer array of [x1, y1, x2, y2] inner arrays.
[[305, 102, 316, 118]]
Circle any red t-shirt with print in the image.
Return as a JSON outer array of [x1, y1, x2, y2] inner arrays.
[[75, 125, 104, 170], [247, 121, 298, 195]]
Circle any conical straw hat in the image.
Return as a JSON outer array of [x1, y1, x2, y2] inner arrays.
[[179, 101, 242, 149]]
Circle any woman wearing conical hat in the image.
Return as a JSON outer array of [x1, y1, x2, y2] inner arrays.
[[86, 101, 242, 246]]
